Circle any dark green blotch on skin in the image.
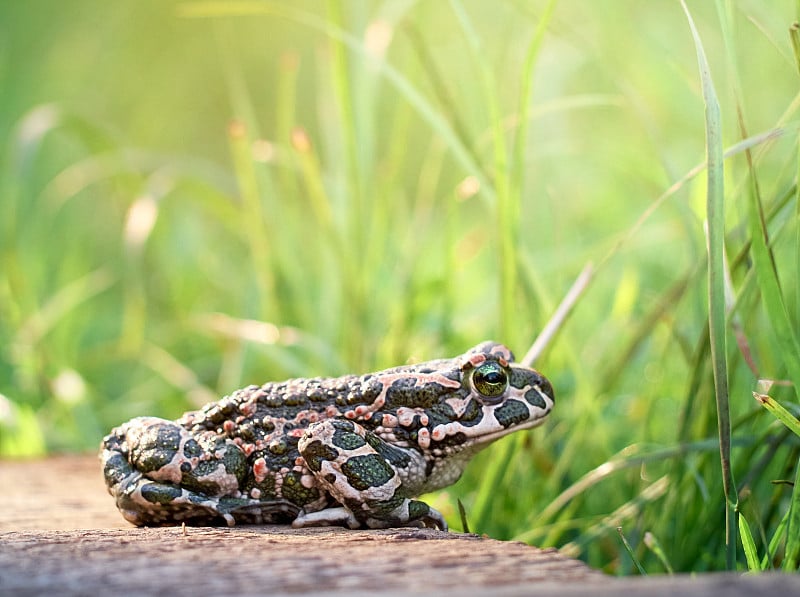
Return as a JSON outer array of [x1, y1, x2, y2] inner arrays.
[[509, 368, 534, 390], [183, 438, 202, 459], [341, 454, 395, 491], [269, 438, 289, 455], [339, 376, 383, 406], [333, 427, 367, 451], [371, 436, 411, 468], [426, 398, 481, 428], [365, 494, 404, 516], [459, 399, 483, 425], [131, 424, 182, 473], [431, 431, 467, 451], [223, 446, 248, 483], [103, 452, 132, 488], [494, 399, 530, 428], [407, 499, 431, 521], [188, 492, 211, 505], [302, 440, 339, 472], [280, 470, 319, 506], [237, 423, 257, 442], [141, 482, 183, 505], [331, 419, 356, 432], [426, 402, 457, 427], [181, 459, 223, 495], [243, 473, 277, 501], [362, 429, 409, 467], [384, 379, 448, 409], [524, 388, 547, 409]]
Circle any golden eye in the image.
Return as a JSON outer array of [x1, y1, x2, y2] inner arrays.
[[472, 362, 509, 400]]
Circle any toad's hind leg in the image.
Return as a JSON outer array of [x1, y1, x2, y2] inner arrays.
[[295, 418, 447, 530], [100, 416, 249, 526]]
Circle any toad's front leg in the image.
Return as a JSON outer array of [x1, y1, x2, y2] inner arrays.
[[100, 417, 249, 526], [295, 418, 447, 531]]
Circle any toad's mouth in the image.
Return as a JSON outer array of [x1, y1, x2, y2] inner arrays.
[[464, 410, 552, 446], [427, 388, 554, 450]]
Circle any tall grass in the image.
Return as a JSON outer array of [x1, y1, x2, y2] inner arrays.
[[1, 0, 799, 574]]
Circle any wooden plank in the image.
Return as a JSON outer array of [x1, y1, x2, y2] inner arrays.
[[0, 456, 798, 596]]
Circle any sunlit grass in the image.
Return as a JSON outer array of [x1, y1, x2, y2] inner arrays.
[[1, 0, 799, 574]]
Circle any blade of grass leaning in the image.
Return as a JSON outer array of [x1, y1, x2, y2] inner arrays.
[[457, 498, 471, 534], [745, 172, 800, 392], [790, 21, 800, 75], [507, 0, 558, 341], [795, 0, 800, 336], [449, 0, 513, 340], [521, 262, 594, 367], [738, 512, 762, 572], [510, 0, 558, 200], [762, 507, 790, 570], [617, 527, 648, 575], [680, 0, 736, 569], [785, 454, 800, 570], [228, 120, 276, 321], [728, 4, 800, 397], [754, 391, 800, 437], [326, 0, 364, 250], [644, 531, 675, 574], [400, 21, 487, 182]]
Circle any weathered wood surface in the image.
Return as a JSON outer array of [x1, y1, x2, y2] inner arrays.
[[1, 456, 798, 596]]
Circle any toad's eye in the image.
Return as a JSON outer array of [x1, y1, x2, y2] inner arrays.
[[472, 362, 509, 401]]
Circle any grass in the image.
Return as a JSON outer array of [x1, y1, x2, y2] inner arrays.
[[1, 0, 800, 575]]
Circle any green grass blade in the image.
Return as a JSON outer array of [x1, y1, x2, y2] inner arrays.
[[510, 0, 558, 201], [644, 532, 674, 574], [739, 512, 762, 571], [400, 22, 487, 181], [469, 434, 518, 533], [680, 0, 736, 569], [785, 455, 800, 570], [790, 22, 800, 75], [754, 391, 800, 437], [797, 105, 800, 332], [227, 121, 275, 321], [617, 527, 648, 575], [457, 498, 471, 535], [449, 0, 513, 340], [326, 0, 364, 242], [762, 508, 789, 569], [521, 262, 594, 367], [746, 181, 800, 392], [737, 18, 800, 397]]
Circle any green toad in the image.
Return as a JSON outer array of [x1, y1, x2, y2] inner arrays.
[[100, 341, 554, 530]]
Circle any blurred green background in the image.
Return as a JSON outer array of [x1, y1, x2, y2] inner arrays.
[[2, 0, 800, 574]]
